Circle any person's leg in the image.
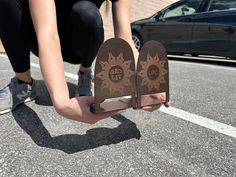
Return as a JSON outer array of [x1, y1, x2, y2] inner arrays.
[[70, 1, 104, 96], [67, 1, 104, 69], [0, 0, 33, 83], [0, 0, 36, 114], [58, 0, 104, 96]]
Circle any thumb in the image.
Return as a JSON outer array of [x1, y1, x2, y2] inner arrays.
[[95, 109, 123, 120], [79, 96, 95, 105], [164, 101, 171, 107]]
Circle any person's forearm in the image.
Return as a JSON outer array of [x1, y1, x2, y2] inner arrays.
[[112, 0, 139, 61], [112, 1, 132, 43], [28, 0, 70, 111], [37, 34, 70, 109]]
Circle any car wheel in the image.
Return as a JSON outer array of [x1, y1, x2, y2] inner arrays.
[[132, 33, 142, 51]]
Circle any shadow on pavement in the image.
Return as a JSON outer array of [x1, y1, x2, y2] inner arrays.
[[12, 105, 141, 154], [34, 80, 77, 106]]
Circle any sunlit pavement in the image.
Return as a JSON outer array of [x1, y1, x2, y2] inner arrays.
[[0, 54, 235, 177]]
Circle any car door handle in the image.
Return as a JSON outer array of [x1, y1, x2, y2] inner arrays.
[[178, 18, 192, 22], [224, 26, 234, 33]]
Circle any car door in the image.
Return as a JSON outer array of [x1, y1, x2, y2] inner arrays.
[[144, 0, 202, 54], [191, 0, 236, 56]]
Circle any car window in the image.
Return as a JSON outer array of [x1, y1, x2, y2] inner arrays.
[[162, 0, 202, 19], [207, 0, 236, 12]]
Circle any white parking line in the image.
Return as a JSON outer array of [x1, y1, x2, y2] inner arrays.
[[160, 107, 236, 138], [1, 54, 236, 138], [168, 54, 236, 64], [170, 59, 236, 71], [30, 62, 78, 80]]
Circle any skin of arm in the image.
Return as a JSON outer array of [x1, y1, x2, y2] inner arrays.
[[28, 0, 68, 107], [28, 0, 169, 123], [112, 0, 139, 62], [112, 0, 171, 111], [28, 0, 121, 123]]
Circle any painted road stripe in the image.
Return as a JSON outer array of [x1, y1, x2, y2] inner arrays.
[[1, 54, 78, 80], [160, 107, 236, 138], [30, 62, 78, 80], [1, 54, 236, 138], [171, 60, 236, 71]]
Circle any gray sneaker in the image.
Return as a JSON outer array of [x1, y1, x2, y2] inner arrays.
[[0, 77, 37, 115], [76, 70, 93, 96]]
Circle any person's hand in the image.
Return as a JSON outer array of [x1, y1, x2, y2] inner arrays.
[[55, 97, 122, 124], [142, 92, 171, 112]]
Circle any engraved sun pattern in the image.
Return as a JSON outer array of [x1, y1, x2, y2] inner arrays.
[[138, 54, 168, 91], [97, 53, 135, 95]]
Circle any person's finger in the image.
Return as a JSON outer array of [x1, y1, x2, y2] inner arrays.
[[164, 101, 171, 107], [142, 107, 156, 112], [92, 109, 124, 120], [150, 92, 165, 100], [142, 104, 162, 112], [142, 106, 153, 110], [82, 96, 95, 104], [103, 110, 123, 118]]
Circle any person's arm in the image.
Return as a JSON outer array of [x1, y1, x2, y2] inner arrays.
[[112, 0, 170, 111], [28, 0, 120, 123], [29, 0, 68, 108], [112, 0, 139, 61]]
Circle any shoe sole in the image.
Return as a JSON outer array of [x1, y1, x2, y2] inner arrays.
[[91, 38, 136, 113], [0, 95, 37, 115], [136, 40, 170, 108]]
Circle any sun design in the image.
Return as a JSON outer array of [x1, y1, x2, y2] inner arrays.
[[97, 52, 135, 95], [138, 54, 168, 91]]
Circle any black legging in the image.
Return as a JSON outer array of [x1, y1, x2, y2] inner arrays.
[[0, 0, 114, 73]]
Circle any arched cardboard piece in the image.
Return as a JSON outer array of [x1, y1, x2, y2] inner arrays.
[[91, 39, 169, 113], [91, 38, 136, 113], [136, 41, 169, 108]]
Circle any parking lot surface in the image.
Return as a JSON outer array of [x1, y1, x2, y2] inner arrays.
[[0, 54, 235, 177]]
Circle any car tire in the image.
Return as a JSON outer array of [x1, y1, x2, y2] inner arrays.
[[132, 32, 142, 51]]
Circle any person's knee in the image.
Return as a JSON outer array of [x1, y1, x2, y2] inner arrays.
[[0, 0, 14, 9], [68, 1, 104, 63], [0, 0, 9, 5], [0, 0, 12, 21], [70, 1, 103, 29], [0, 0, 22, 17]]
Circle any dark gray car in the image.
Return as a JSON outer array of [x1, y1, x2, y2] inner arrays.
[[131, 0, 236, 59]]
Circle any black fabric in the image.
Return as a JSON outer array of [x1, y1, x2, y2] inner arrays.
[[0, 0, 116, 72], [0, 0, 31, 72], [18, 78, 33, 85], [94, 0, 119, 7]]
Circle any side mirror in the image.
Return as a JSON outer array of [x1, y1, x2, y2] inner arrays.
[[155, 11, 164, 20], [181, 6, 189, 13], [155, 12, 160, 20]]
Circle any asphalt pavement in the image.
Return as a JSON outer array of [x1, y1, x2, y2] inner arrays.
[[0, 54, 235, 177]]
